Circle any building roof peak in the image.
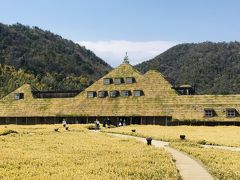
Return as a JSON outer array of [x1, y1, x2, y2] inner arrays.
[[122, 52, 129, 64]]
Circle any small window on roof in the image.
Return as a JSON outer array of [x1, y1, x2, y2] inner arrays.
[[133, 90, 142, 97], [109, 90, 119, 98], [126, 77, 134, 84], [103, 78, 112, 85], [121, 90, 130, 97], [226, 108, 236, 117], [98, 91, 107, 98], [14, 93, 24, 100], [87, 91, 96, 98], [204, 109, 215, 117], [114, 78, 123, 85]]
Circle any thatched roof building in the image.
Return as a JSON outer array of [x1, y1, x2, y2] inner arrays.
[[1, 56, 240, 125]]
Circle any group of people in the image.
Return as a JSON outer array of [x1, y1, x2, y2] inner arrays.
[[62, 118, 127, 130], [102, 118, 112, 128], [118, 118, 126, 127], [95, 118, 127, 129]]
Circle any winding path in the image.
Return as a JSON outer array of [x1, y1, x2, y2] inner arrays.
[[103, 132, 214, 180]]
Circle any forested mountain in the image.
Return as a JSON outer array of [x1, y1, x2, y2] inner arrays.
[[1, 23, 240, 97], [0, 23, 111, 97], [135, 42, 240, 94]]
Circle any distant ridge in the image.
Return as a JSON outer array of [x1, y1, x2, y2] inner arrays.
[[0, 23, 112, 97], [135, 42, 240, 94]]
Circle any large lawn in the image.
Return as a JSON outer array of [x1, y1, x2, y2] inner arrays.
[[102, 125, 240, 179], [0, 125, 179, 180], [102, 125, 240, 146]]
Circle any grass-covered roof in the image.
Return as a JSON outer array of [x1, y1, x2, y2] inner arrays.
[[1, 62, 240, 121]]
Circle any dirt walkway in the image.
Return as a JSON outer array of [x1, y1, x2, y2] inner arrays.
[[201, 144, 240, 152], [105, 133, 214, 180]]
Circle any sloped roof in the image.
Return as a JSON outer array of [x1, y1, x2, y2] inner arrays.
[[0, 63, 179, 117], [61, 63, 179, 116], [1, 62, 240, 118]]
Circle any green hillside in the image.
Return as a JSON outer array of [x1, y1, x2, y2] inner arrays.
[[135, 42, 240, 94], [0, 23, 111, 97]]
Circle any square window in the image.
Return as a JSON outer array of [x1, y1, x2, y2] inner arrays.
[[14, 93, 24, 100], [98, 91, 107, 98], [110, 91, 118, 98], [103, 78, 112, 85], [204, 109, 214, 117], [226, 109, 236, 117], [126, 77, 134, 84], [87, 91, 95, 98], [133, 90, 142, 97], [121, 90, 130, 97], [114, 78, 123, 85]]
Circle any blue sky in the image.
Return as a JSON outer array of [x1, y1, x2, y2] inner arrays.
[[0, 0, 240, 66]]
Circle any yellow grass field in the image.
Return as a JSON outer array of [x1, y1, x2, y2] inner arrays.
[[102, 125, 240, 179], [0, 125, 180, 180], [171, 142, 240, 180], [101, 125, 240, 147]]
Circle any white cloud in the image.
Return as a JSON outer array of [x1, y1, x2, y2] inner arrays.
[[77, 40, 179, 67]]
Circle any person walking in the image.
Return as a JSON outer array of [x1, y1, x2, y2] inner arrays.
[[62, 119, 67, 127], [107, 118, 111, 128], [95, 119, 100, 130], [103, 118, 106, 127]]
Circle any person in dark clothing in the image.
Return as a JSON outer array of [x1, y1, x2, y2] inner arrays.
[[106, 118, 111, 128], [103, 118, 106, 127]]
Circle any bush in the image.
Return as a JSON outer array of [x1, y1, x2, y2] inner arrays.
[[197, 139, 208, 145], [0, 129, 18, 136], [86, 125, 96, 130]]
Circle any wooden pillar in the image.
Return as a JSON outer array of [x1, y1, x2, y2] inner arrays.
[[16, 117, 17, 125], [153, 116, 156, 125], [86, 117, 89, 124], [35, 117, 37, 125], [165, 117, 168, 126], [130, 117, 132, 124], [140, 117, 143, 125], [26, 117, 27, 125]]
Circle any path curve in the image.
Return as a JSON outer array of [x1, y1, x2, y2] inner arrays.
[[104, 132, 213, 180]]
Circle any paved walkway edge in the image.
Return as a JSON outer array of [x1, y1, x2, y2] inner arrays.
[[103, 132, 214, 180]]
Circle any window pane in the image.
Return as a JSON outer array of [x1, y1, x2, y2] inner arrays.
[[133, 90, 141, 97], [121, 90, 129, 97], [110, 91, 118, 97], [98, 91, 106, 98], [14, 93, 24, 100], [14, 93, 20, 100], [204, 110, 213, 117], [227, 109, 235, 117], [126, 77, 134, 84], [114, 78, 122, 85], [104, 78, 111, 85], [87, 92, 95, 98]]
